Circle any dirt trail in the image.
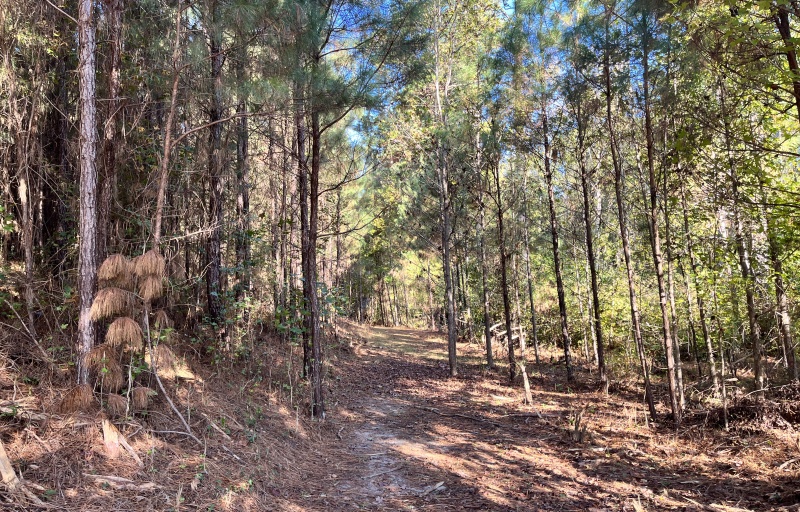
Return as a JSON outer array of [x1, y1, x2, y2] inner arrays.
[[292, 324, 800, 511]]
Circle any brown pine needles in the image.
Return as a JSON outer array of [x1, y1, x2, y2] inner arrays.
[[138, 276, 163, 303], [131, 386, 155, 411], [98, 254, 132, 281], [105, 393, 127, 417], [153, 309, 173, 330], [105, 316, 144, 349], [90, 287, 133, 321], [133, 249, 165, 278]]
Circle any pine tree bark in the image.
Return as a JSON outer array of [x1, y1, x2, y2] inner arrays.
[[77, 0, 98, 384], [205, 20, 225, 327], [234, 49, 251, 308], [479, 192, 494, 369], [308, 107, 324, 418]]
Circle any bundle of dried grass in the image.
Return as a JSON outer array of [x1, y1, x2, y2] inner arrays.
[[106, 316, 143, 349], [90, 287, 133, 321], [99, 273, 135, 291], [138, 276, 163, 303], [91, 358, 124, 393], [105, 393, 127, 417], [58, 384, 95, 413], [85, 343, 119, 369], [133, 249, 165, 278], [131, 386, 155, 411], [153, 309, 173, 330], [149, 344, 176, 370], [97, 254, 131, 281]]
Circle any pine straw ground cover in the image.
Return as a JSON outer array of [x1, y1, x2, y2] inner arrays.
[[2, 321, 800, 511], [0, 329, 343, 511]]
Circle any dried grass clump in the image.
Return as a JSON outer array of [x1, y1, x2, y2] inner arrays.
[[105, 393, 127, 417], [153, 309, 173, 330], [133, 249, 165, 278], [85, 343, 119, 369], [91, 358, 124, 393], [106, 316, 143, 349], [58, 384, 95, 413], [131, 386, 155, 411], [149, 344, 176, 370], [138, 276, 163, 303], [97, 254, 132, 281], [90, 287, 133, 321]]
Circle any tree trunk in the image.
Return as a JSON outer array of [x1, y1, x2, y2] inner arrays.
[[77, 0, 98, 384], [97, 0, 123, 262], [523, 209, 540, 367], [720, 81, 764, 395], [427, 262, 436, 331], [205, 22, 224, 328], [604, 9, 656, 419], [308, 107, 324, 418], [680, 182, 720, 394], [296, 85, 311, 378], [542, 105, 573, 381], [437, 145, 458, 376], [491, 152, 516, 382], [479, 194, 494, 369], [662, 163, 685, 409], [642, 21, 681, 424], [152, 7, 182, 249], [578, 113, 607, 390], [774, 7, 800, 126], [234, 49, 251, 309], [761, 184, 797, 380]]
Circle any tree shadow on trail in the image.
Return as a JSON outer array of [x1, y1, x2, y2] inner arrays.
[[299, 326, 800, 511]]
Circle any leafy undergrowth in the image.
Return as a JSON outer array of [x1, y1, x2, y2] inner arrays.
[[1, 322, 800, 511]]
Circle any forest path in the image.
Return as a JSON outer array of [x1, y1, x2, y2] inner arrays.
[[283, 323, 790, 512], [281, 323, 799, 511]]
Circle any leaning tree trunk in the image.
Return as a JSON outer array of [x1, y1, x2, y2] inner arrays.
[[542, 104, 573, 381], [77, 0, 98, 384], [603, 10, 656, 419]]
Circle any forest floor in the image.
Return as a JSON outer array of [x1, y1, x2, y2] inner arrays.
[[2, 322, 800, 511]]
